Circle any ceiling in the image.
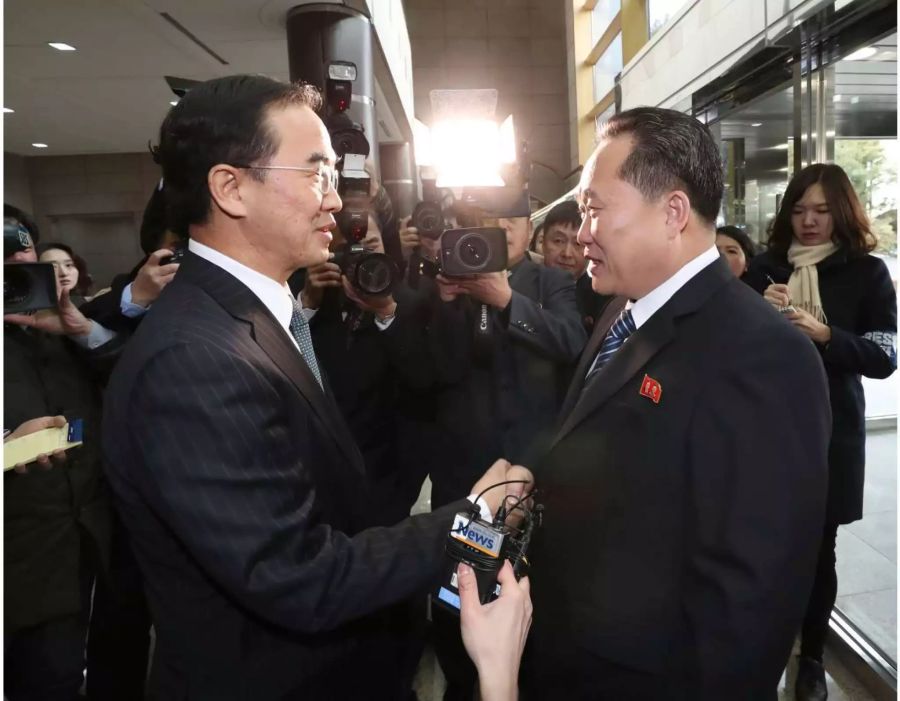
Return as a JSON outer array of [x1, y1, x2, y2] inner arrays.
[[3, 0, 403, 156]]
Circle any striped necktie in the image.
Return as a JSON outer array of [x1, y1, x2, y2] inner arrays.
[[289, 298, 323, 390], [585, 308, 636, 381]]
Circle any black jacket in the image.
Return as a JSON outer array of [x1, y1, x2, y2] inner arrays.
[[745, 248, 896, 523], [526, 258, 831, 698], [4, 326, 111, 633], [424, 256, 587, 506], [102, 252, 469, 699]]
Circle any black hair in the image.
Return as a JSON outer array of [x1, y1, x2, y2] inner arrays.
[[37, 241, 75, 258], [768, 163, 876, 256], [715, 225, 756, 261], [4, 203, 40, 243], [155, 75, 323, 235], [543, 200, 582, 234], [598, 107, 723, 225]]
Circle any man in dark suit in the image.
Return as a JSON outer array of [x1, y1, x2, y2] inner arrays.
[[523, 107, 831, 700], [102, 75, 529, 700]]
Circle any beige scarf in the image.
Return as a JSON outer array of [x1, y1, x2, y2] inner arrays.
[[786, 239, 839, 323]]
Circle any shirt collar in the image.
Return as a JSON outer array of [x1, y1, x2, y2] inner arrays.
[[629, 245, 720, 330], [188, 240, 296, 333]]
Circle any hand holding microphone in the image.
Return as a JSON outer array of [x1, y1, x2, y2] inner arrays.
[[459, 559, 533, 701]]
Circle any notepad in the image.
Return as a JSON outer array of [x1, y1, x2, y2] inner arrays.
[[4, 420, 83, 471]]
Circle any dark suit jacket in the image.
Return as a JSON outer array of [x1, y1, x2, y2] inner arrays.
[[425, 256, 587, 506], [102, 252, 469, 700], [745, 248, 896, 523], [525, 258, 831, 699], [4, 326, 111, 634]]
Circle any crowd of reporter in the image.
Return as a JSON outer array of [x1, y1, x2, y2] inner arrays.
[[3, 130, 895, 701]]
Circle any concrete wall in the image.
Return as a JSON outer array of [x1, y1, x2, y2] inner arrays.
[[4, 151, 161, 289], [405, 0, 571, 204]]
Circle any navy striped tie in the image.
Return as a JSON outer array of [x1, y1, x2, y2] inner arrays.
[[585, 309, 636, 381], [289, 298, 324, 390]]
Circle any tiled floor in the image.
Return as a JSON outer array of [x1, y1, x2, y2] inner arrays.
[[836, 426, 897, 661]]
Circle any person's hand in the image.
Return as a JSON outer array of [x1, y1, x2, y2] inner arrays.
[[301, 261, 342, 309], [454, 272, 512, 310], [459, 560, 532, 701], [785, 308, 832, 344], [5, 415, 69, 474], [471, 460, 534, 518], [5, 287, 92, 337], [763, 283, 791, 310], [399, 217, 421, 258], [342, 276, 397, 320], [436, 274, 468, 303], [131, 249, 180, 308]]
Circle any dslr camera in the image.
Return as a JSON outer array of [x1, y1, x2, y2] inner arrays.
[[324, 61, 396, 297], [4, 217, 57, 314]]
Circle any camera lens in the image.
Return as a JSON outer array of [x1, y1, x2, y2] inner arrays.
[[412, 201, 444, 239], [455, 233, 491, 272], [355, 253, 395, 296]]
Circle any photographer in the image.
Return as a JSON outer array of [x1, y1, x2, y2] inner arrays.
[[80, 184, 184, 335], [424, 211, 586, 700], [4, 206, 112, 701]]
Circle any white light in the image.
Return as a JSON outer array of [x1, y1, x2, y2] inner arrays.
[[845, 46, 876, 61], [826, 130, 836, 137], [833, 94, 842, 102], [773, 143, 790, 150], [3, 107, 13, 113], [431, 120, 505, 187], [413, 118, 433, 167], [48, 42, 77, 51], [169, 101, 178, 106], [751, 122, 762, 127], [851, 96, 860, 104], [32, 143, 48, 148]]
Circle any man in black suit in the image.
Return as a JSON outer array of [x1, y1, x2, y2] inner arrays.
[[523, 107, 830, 700], [102, 75, 530, 700]]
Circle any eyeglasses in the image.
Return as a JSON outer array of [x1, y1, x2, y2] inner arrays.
[[231, 162, 339, 195]]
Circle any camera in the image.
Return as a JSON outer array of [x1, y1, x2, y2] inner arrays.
[[440, 227, 508, 276], [4, 217, 58, 314], [331, 244, 397, 298], [433, 486, 541, 614], [160, 246, 186, 266]]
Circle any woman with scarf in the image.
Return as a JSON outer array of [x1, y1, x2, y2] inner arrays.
[[745, 163, 896, 701]]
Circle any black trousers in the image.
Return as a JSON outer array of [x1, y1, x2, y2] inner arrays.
[[800, 521, 840, 661]]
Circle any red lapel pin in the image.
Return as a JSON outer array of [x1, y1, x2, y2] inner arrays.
[[639, 374, 662, 404]]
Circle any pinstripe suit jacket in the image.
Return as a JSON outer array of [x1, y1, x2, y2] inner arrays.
[[102, 252, 468, 700]]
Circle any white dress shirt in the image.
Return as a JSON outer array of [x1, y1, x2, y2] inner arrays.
[[627, 245, 721, 329], [189, 240, 302, 353]]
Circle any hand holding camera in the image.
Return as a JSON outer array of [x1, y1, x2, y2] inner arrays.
[[301, 261, 343, 310], [398, 217, 421, 259], [4, 286, 93, 338], [341, 276, 397, 320], [131, 248, 181, 308], [452, 271, 513, 310]]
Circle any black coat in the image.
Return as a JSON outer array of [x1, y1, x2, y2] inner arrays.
[[423, 256, 587, 506], [307, 284, 433, 526], [575, 271, 615, 331], [102, 252, 469, 699], [745, 248, 897, 524], [4, 326, 111, 634], [525, 258, 831, 699]]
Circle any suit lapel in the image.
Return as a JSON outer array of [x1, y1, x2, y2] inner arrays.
[[558, 295, 627, 419], [551, 257, 734, 450], [180, 253, 363, 471]]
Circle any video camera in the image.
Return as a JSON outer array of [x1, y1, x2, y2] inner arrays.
[[407, 184, 531, 287], [324, 61, 396, 297], [4, 217, 57, 314], [433, 481, 542, 614]]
